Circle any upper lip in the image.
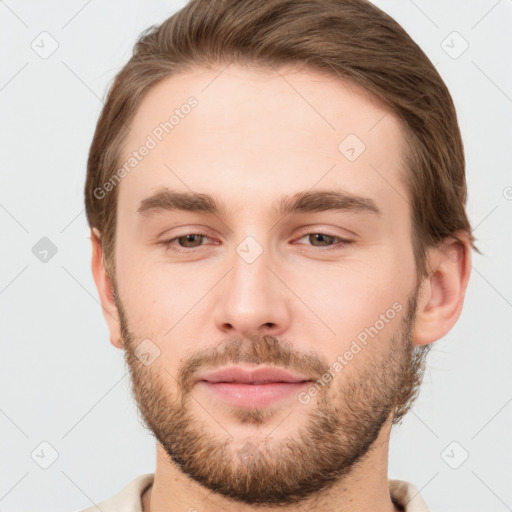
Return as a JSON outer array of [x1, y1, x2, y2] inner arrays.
[[198, 366, 312, 384]]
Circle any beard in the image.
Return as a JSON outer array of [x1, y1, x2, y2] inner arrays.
[[117, 287, 429, 506]]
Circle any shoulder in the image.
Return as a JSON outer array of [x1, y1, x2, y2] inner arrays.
[[389, 479, 431, 512], [75, 473, 155, 512]]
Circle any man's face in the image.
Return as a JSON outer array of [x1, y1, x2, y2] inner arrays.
[[111, 65, 424, 505]]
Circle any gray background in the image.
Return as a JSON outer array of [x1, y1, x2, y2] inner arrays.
[[1, 1, 511, 511]]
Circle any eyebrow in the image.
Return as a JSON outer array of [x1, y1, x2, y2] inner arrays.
[[137, 187, 381, 218]]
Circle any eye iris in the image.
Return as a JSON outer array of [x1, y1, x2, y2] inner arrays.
[[178, 234, 203, 247], [310, 233, 335, 246]]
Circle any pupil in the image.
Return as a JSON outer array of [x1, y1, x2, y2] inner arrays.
[[312, 234, 332, 246], [181, 234, 201, 247]]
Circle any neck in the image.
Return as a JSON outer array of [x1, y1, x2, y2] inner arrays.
[[142, 418, 400, 512]]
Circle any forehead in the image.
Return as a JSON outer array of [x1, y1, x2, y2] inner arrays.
[[117, 64, 408, 222]]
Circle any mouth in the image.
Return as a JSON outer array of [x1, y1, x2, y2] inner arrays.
[[195, 366, 313, 408]]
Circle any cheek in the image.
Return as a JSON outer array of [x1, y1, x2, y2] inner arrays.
[[115, 257, 213, 371], [284, 257, 410, 366], [287, 253, 406, 322], [114, 227, 205, 332], [119, 276, 200, 343]]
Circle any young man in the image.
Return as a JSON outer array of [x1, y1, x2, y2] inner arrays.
[[83, 0, 476, 510]]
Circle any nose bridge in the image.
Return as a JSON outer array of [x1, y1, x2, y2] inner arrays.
[[233, 235, 271, 298], [213, 234, 289, 336]]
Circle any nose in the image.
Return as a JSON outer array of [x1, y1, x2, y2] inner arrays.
[[213, 240, 291, 338]]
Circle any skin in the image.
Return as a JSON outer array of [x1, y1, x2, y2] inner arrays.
[[91, 64, 471, 511]]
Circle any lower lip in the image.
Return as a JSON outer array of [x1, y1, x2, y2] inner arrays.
[[198, 381, 311, 408]]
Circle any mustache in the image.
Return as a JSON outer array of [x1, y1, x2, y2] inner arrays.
[[176, 335, 330, 395]]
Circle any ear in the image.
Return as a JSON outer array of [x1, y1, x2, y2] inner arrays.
[[90, 228, 123, 349], [412, 231, 472, 346]]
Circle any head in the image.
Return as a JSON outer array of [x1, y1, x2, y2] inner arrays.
[[87, 0, 475, 506]]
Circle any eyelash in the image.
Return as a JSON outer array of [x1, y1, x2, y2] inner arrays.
[[160, 232, 353, 254]]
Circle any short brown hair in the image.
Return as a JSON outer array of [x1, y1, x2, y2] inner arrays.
[[85, 0, 479, 282]]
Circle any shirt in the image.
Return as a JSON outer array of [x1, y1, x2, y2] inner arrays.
[[77, 473, 431, 512]]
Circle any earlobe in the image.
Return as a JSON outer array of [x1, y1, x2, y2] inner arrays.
[[411, 234, 472, 346], [90, 228, 123, 349]]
